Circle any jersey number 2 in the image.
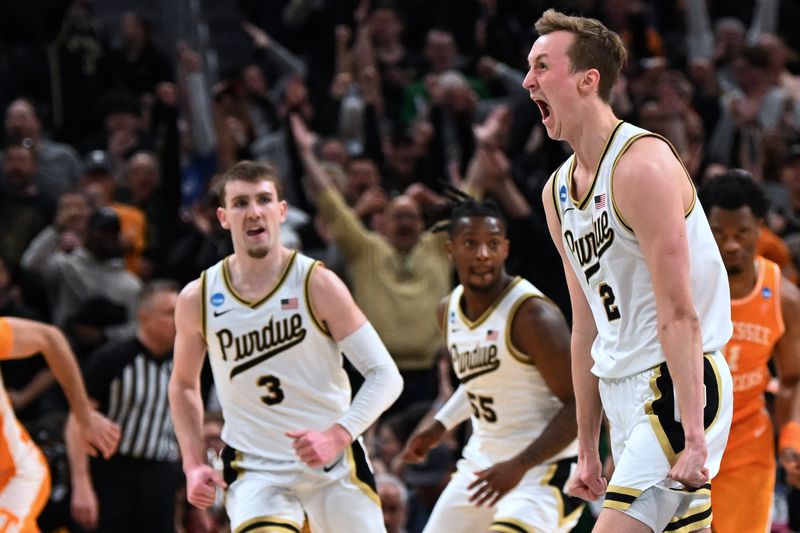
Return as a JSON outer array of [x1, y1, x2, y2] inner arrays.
[[257, 375, 285, 406], [598, 283, 621, 321]]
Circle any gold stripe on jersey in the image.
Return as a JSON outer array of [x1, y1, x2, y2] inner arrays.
[[669, 482, 711, 497], [549, 163, 567, 225], [222, 251, 298, 308], [457, 277, 523, 330], [664, 500, 712, 533], [704, 353, 723, 432], [568, 121, 624, 209], [345, 445, 381, 507], [644, 354, 722, 465], [490, 517, 535, 532], [541, 458, 586, 527], [603, 485, 642, 511], [200, 270, 207, 342], [233, 515, 302, 533], [504, 294, 543, 365], [609, 133, 698, 235], [304, 261, 331, 337]]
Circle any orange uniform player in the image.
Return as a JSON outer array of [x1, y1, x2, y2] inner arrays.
[[0, 317, 120, 532], [702, 171, 800, 533]]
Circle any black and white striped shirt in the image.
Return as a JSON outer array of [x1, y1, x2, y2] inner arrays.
[[84, 337, 178, 462]]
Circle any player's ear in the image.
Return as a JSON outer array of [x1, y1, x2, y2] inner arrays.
[[579, 68, 601, 95], [217, 206, 229, 229]]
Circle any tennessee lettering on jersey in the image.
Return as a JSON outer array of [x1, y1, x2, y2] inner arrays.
[[723, 256, 784, 455], [730, 322, 771, 346]]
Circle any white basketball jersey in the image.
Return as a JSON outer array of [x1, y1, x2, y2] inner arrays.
[[445, 278, 578, 466], [202, 251, 351, 460], [551, 122, 732, 379]]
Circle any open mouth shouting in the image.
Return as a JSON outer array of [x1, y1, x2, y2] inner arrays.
[[533, 99, 552, 124]]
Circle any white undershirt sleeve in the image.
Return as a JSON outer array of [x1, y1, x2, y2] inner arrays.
[[336, 322, 403, 439], [433, 385, 471, 431]]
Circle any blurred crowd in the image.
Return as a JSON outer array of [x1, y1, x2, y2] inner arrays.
[[2, 0, 800, 531]]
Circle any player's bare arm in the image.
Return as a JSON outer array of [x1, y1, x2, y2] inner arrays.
[[614, 137, 708, 488], [542, 176, 606, 501], [5, 317, 120, 459], [775, 274, 800, 486], [168, 279, 227, 509], [288, 265, 402, 467], [469, 296, 577, 506]]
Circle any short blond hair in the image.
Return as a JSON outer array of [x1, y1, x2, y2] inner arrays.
[[535, 9, 627, 102], [215, 160, 283, 206]]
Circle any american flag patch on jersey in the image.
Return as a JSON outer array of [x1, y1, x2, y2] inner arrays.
[[486, 329, 498, 341], [594, 193, 606, 210], [281, 297, 298, 310]]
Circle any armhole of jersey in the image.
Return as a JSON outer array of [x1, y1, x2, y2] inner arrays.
[[505, 294, 540, 365], [550, 170, 562, 225], [442, 294, 452, 348], [773, 262, 787, 339], [200, 270, 207, 343], [305, 261, 332, 337], [609, 133, 696, 235]]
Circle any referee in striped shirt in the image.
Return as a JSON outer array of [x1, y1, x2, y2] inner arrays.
[[66, 280, 181, 532]]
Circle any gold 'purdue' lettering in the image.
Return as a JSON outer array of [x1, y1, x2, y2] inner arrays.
[[449, 343, 500, 383], [563, 211, 615, 280], [216, 313, 305, 362]]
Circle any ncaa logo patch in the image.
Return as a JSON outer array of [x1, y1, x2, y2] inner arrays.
[[449, 311, 456, 323], [559, 185, 567, 204], [211, 292, 225, 307], [762, 287, 772, 299]]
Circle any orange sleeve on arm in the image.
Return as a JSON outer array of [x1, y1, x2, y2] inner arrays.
[[0, 318, 12, 360], [780, 421, 800, 452]]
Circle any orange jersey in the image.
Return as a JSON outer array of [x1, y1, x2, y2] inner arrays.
[[0, 318, 51, 531], [722, 256, 785, 461]]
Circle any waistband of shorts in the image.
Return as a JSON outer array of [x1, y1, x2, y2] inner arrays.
[[599, 351, 720, 384]]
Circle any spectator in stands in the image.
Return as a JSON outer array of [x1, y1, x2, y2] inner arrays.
[[0, 144, 55, 270], [292, 114, 450, 412], [2, 98, 82, 202], [164, 190, 232, 288], [80, 150, 147, 276], [107, 12, 173, 97], [377, 472, 410, 533], [20, 206, 141, 343]]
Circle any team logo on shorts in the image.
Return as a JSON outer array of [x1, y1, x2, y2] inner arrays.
[[211, 292, 225, 307], [559, 185, 567, 203]]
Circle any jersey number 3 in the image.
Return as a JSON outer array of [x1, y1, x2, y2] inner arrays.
[[257, 375, 285, 405], [598, 283, 621, 321]]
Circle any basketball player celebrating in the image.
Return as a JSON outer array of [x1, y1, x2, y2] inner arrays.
[[402, 193, 584, 533], [169, 161, 403, 533], [701, 170, 800, 533], [529, 9, 733, 533]]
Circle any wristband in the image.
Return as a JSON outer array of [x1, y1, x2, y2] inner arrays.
[[779, 421, 800, 452]]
